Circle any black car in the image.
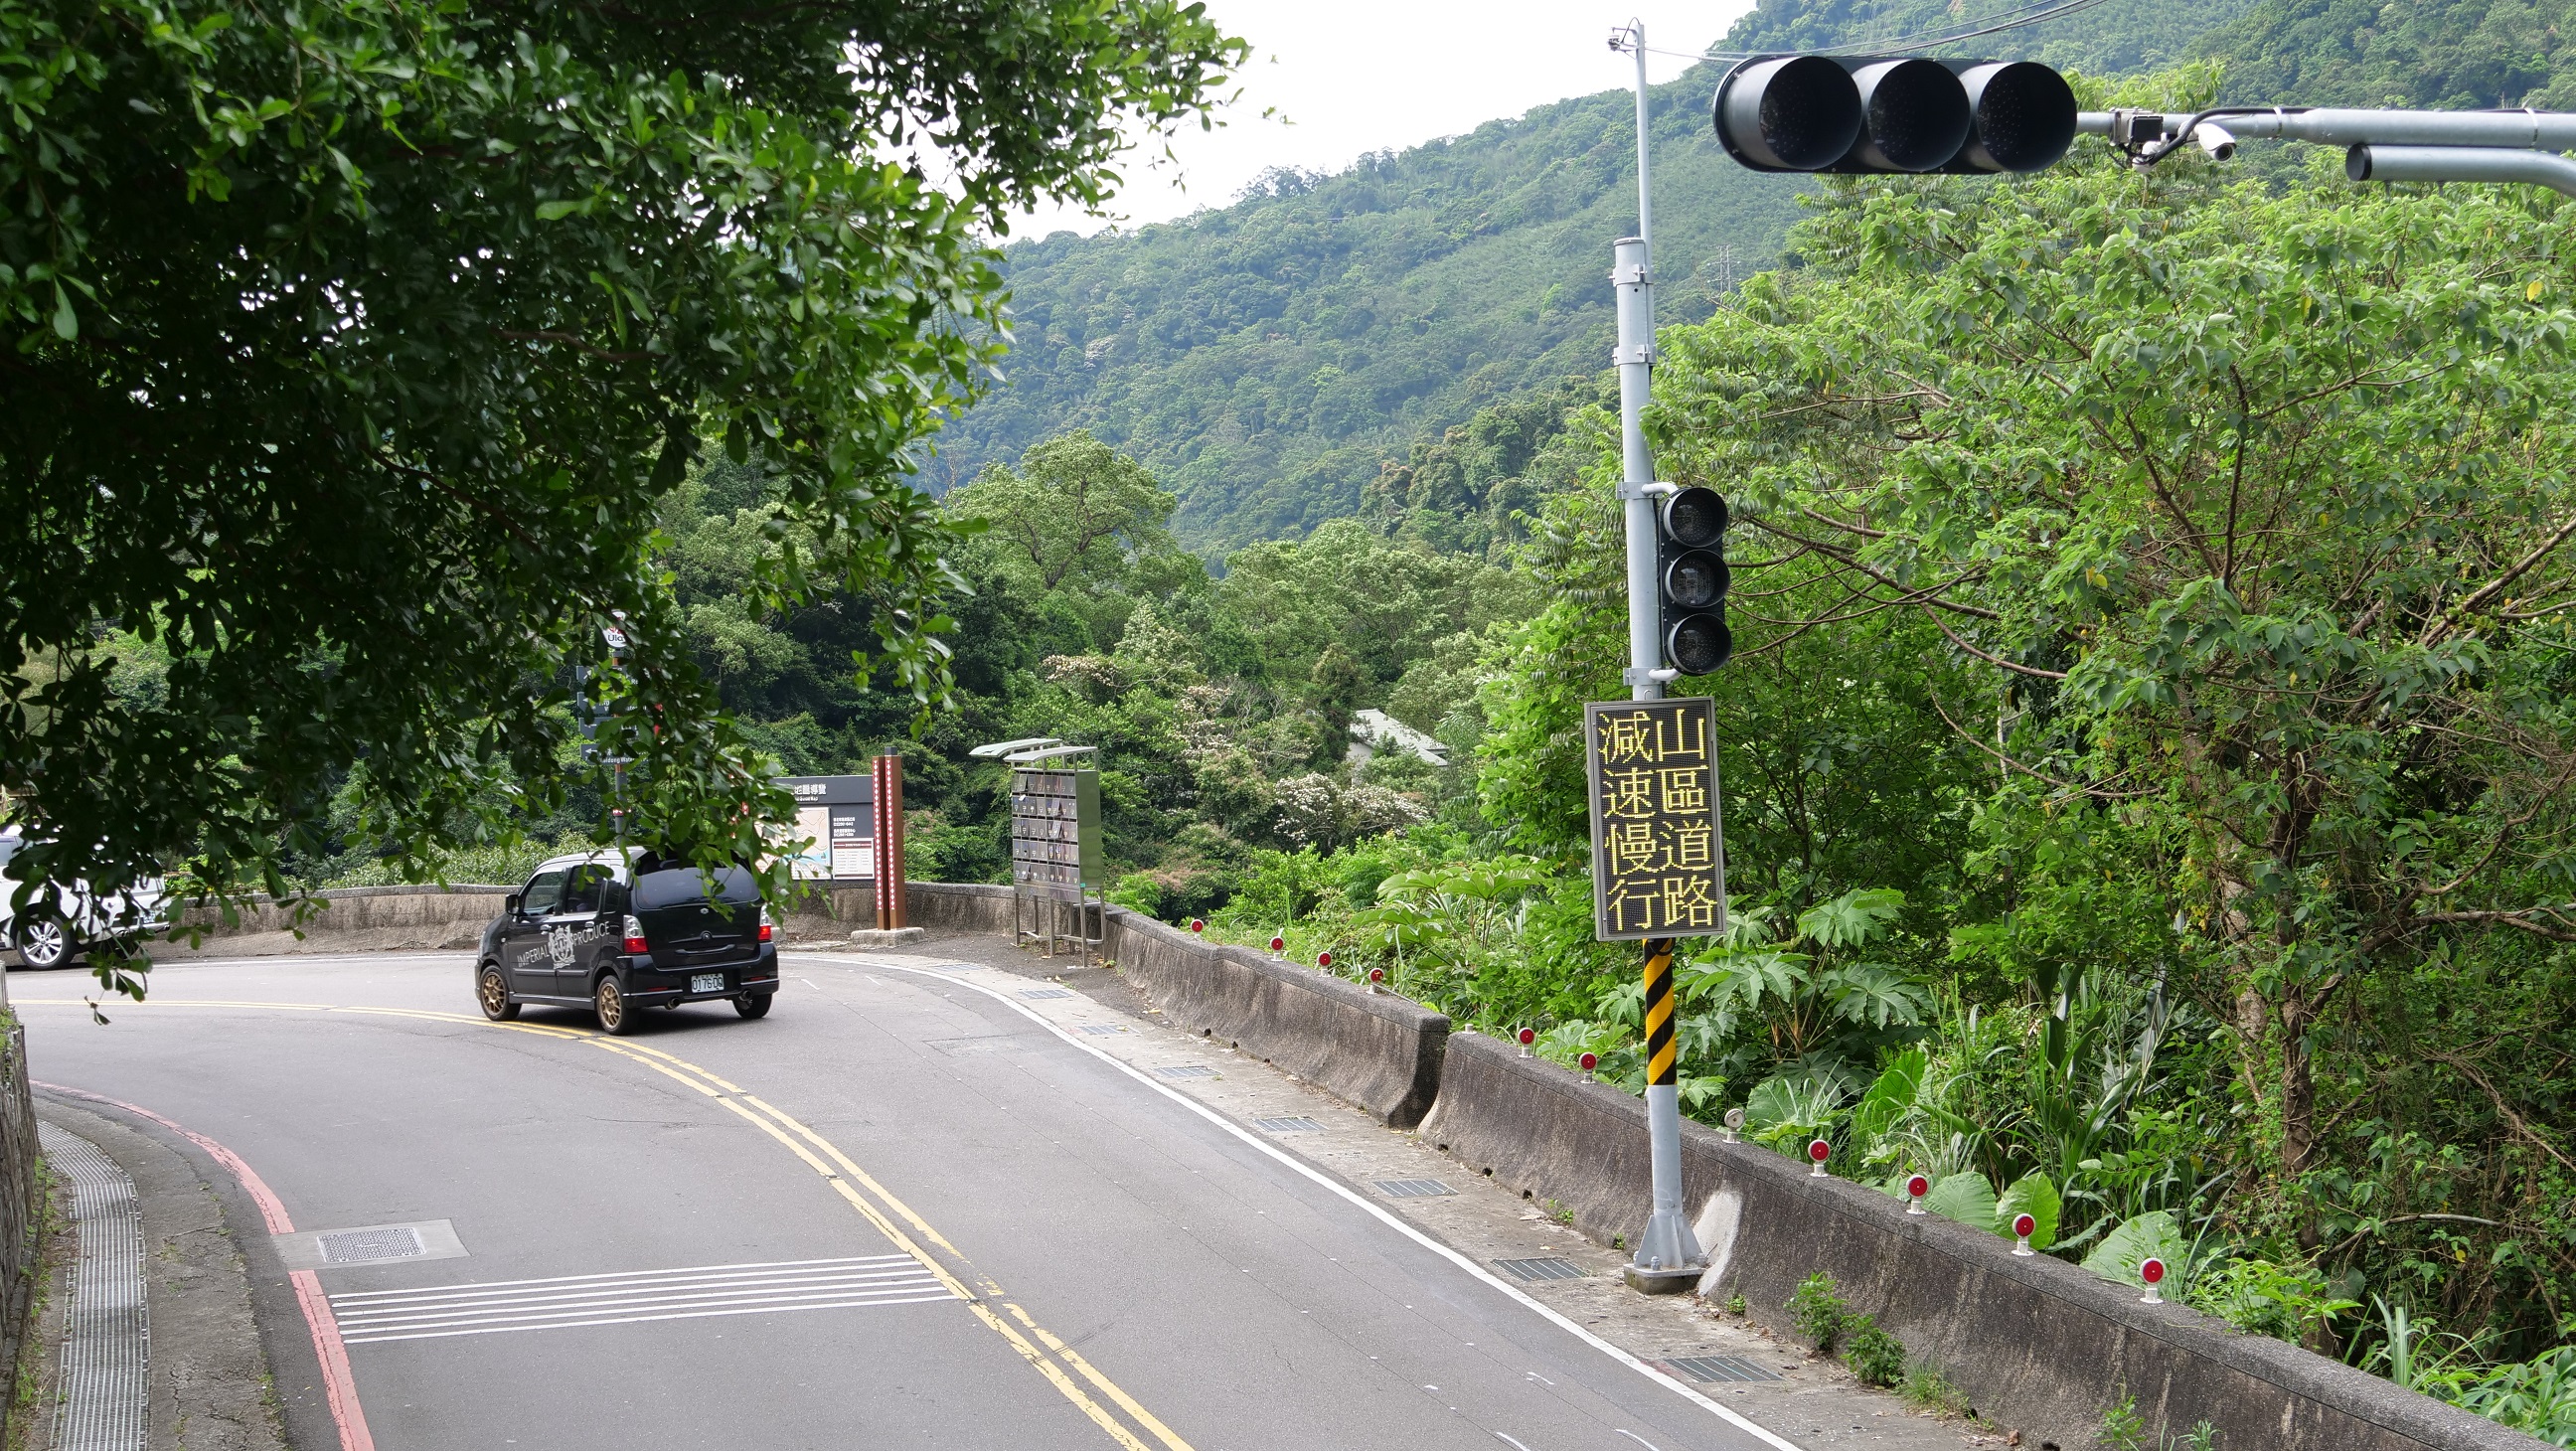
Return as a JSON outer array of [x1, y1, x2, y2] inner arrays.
[[477, 850, 778, 1035]]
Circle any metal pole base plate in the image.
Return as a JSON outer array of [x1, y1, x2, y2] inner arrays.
[[1621, 1263, 1704, 1296]]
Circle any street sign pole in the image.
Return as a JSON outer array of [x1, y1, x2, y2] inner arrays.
[[1609, 21, 1704, 1293]]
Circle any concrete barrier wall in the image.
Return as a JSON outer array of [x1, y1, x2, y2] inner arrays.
[[0, 1021, 36, 1444], [183, 884, 514, 934], [1423, 1030, 2542, 1451], [173, 884, 513, 954], [1101, 908, 1449, 1129], [902, 883, 1016, 935]]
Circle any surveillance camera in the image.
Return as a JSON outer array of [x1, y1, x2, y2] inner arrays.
[[2192, 121, 2238, 161]]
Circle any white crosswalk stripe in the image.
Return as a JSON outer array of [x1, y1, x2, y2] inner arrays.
[[330, 1255, 956, 1344]]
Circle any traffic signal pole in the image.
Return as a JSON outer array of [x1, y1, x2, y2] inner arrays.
[[1611, 20, 1704, 1291]]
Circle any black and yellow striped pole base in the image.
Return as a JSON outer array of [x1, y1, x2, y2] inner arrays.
[[1625, 936, 1706, 1294], [1643, 937, 1679, 1088]]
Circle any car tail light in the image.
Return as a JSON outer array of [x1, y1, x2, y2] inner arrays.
[[757, 907, 772, 943], [622, 915, 648, 954]]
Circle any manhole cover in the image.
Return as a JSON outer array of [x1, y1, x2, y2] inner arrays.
[[1076, 1024, 1125, 1036], [1494, 1257, 1588, 1282], [1670, 1356, 1781, 1383], [1155, 1064, 1218, 1080], [1020, 988, 1074, 1000], [1254, 1117, 1324, 1134], [1372, 1179, 1455, 1199], [320, 1226, 425, 1265]]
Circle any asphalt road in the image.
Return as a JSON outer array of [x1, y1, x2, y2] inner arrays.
[[13, 950, 1804, 1451]]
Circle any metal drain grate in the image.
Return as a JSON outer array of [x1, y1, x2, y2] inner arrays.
[[1075, 1024, 1126, 1036], [42, 1122, 146, 1451], [1254, 1117, 1324, 1134], [1670, 1356, 1782, 1383], [1372, 1179, 1455, 1199], [321, 1226, 426, 1265], [1494, 1257, 1589, 1282], [1154, 1064, 1218, 1080], [1020, 988, 1075, 1000]]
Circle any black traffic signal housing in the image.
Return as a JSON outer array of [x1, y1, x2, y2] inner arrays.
[[1713, 55, 2076, 175], [1660, 486, 1732, 675]]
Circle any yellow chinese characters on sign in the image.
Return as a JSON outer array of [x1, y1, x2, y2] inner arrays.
[[1584, 699, 1728, 941]]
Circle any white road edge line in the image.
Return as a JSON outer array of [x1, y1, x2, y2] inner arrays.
[[820, 953, 1806, 1451]]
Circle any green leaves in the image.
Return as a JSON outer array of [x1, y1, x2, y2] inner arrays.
[[1923, 1172, 1999, 1232], [1997, 1173, 2062, 1250], [2081, 1209, 2187, 1288], [1796, 887, 1906, 949], [0, 1, 1247, 984]]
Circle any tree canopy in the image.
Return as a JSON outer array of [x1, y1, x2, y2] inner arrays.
[[0, 0, 1243, 985]]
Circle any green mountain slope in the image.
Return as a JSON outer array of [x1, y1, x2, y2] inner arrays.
[[2192, 0, 2576, 108], [933, 74, 1800, 552], [1718, 0, 2261, 75], [930, 0, 2370, 553]]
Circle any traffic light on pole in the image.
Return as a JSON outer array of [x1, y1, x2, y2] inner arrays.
[[1713, 56, 2076, 175], [1658, 486, 1731, 676]]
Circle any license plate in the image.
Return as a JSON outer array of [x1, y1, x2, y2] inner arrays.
[[691, 973, 725, 994]]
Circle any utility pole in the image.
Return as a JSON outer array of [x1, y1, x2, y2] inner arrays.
[[1609, 18, 1703, 1293]]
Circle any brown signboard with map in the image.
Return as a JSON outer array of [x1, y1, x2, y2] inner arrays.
[[1583, 698, 1729, 941]]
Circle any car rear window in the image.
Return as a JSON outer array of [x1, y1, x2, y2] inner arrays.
[[633, 865, 759, 910]]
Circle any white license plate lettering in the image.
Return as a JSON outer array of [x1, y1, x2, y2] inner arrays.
[[691, 973, 724, 994]]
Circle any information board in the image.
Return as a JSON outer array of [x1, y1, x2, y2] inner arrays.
[[1011, 768, 1104, 903], [776, 774, 872, 883], [1583, 698, 1728, 941]]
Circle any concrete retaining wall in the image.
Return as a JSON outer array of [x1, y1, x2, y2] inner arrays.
[[1423, 1030, 2542, 1451], [0, 1018, 36, 1443], [172, 884, 513, 955], [902, 883, 1016, 935], [1100, 908, 1448, 1128]]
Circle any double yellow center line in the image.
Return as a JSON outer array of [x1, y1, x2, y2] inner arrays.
[[21, 998, 1193, 1451]]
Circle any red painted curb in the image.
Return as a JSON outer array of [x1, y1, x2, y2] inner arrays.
[[38, 1081, 375, 1451]]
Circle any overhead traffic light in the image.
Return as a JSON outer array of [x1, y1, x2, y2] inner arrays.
[[1714, 55, 2076, 175], [1659, 486, 1731, 675]]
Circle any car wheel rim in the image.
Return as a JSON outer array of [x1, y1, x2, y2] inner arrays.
[[598, 984, 620, 1029], [481, 974, 506, 1015], [23, 923, 62, 965]]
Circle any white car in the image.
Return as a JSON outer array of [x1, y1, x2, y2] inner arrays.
[[0, 828, 169, 970]]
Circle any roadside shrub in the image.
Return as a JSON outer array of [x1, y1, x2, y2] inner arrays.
[[1844, 1316, 1904, 1386], [1788, 1271, 1849, 1354]]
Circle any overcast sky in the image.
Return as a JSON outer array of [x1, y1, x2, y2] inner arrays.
[[1004, 2, 1758, 240]]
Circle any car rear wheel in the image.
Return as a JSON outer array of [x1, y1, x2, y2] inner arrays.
[[478, 966, 520, 1022], [595, 975, 635, 1036], [14, 916, 73, 970], [733, 992, 771, 1020]]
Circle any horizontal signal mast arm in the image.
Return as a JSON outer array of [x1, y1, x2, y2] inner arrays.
[[2079, 107, 2576, 149]]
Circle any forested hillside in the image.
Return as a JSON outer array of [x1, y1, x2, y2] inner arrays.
[[2193, 0, 2576, 107], [939, 0, 2280, 553], [930, 75, 1795, 551]]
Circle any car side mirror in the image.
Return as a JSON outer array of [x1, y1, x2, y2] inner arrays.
[[505, 893, 521, 915]]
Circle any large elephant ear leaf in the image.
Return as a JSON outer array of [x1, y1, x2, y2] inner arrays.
[[1849, 1047, 1926, 1148], [1741, 1074, 1804, 1134], [1996, 1172, 2062, 1250], [1923, 1172, 1997, 1231], [2081, 1210, 2186, 1286]]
